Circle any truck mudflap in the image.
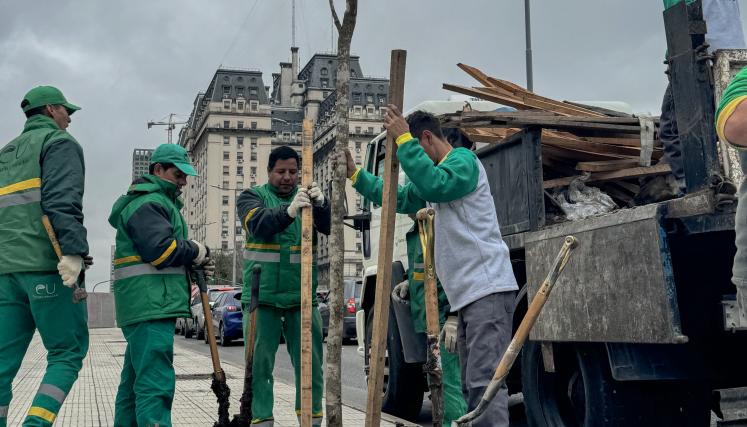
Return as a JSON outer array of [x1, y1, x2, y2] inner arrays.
[[525, 203, 688, 344]]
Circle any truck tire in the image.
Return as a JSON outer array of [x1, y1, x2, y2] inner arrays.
[[364, 307, 424, 421], [522, 342, 710, 427]]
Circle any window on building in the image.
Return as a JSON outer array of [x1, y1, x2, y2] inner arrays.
[[250, 166, 257, 176], [378, 95, 386, 104], [352, 92, 361, 103], [366, 94, 374, 103], [353, 106, 362, 115], [223, 136, 230, 145], [222, 227, 228, 238], [236, 87, 245, 97], [250, 101, 258, 112], [223, 120, 230, 129], [250, 137, 258, 148], [367, 107, 374, 115], [223, 100, 231, 110], [251, 152, 257, 161], [249, 87, 258, 96], [222, 241, 228, 250], [222, 85, 231, 96], [355, 126, 361, 134], [283, 132, 290, 141], [321, 67, 328, 76], [223, 151, 229, 161], [237, 101, 245, 110], [367, 127, 374, 134], [237, 121, 244, 129], [223, 180, 229, 188], [251, 121, 257, 130], [321, 78, 329, 88], [223, 166, 229, 176], [222, 195, 229, 205], [222, 211, 229, 223], [237, 166, 243, 175], [236, 181, 243, 190], [351, 69, 357, 77], [237, 152, 243, 162], [237, 136, 244, 147]]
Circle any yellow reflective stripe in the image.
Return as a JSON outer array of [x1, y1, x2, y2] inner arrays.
[[395, 132, 414, 146], [114, 255, 142, 265], [151, 240, 176, 266], [0, 178, 42, 197], [245, 242, 281, 250], [717, 95, 747, 146], [412, 272, 425, 281], [350, 167, 362, 184], [27, 407, 56, 423], [244, 207, 258, 230], [290, 245, 302, 251]]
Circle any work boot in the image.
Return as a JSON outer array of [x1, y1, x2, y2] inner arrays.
[[635, 174, 681, 205]]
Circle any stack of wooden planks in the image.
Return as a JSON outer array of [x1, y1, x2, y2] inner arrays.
[[441, 64, 671, 206]]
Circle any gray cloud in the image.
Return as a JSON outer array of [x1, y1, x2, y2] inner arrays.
[[1, 0, 743, 290]]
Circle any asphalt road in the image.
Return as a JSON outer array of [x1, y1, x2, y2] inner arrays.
[[173, 333, 436, 425]]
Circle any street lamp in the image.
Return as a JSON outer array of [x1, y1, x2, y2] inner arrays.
[[210, 184, 243, 287], [524, 0, 534, 92]]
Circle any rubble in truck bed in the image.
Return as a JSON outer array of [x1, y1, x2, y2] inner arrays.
[[440, 63, 675, 222]]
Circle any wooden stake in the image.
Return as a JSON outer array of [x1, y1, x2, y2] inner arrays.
[[365, 49, 407, 427], [300, 119, 314, 427]]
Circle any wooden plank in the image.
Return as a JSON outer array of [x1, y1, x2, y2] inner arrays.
[[300, 119, 314, 427], [576, 159, 642, 172], [366, 49, 407, 427], [543, 163, 672, 189], [457, 62, 496, 88]]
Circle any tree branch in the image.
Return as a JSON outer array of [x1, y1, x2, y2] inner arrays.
[[329, 0, 342, 32]]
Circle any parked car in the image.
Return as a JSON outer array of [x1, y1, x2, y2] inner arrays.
[[175, 285, 199, 336], [189, 287, 239, 340], [342, 278, 362, 342], [207, 290, 243, 346]]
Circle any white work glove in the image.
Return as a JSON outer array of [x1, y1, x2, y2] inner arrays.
[[307, 182, 325, 206], [439, 316, 459, 353], [57, 255, 83, 288], [393, 280, 409, 299], [191, 240, 208, 265], [203, 258, 216, 279], [287, 189, 311, 219]]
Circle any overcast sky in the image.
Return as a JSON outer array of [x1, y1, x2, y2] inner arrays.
[[2, 1, 746, 290]]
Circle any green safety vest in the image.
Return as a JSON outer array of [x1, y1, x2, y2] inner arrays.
[[242, 184, 318, 309], [109, 175, 191, 327], [406, 225, 450, 333], [0, 115, 77, 274]]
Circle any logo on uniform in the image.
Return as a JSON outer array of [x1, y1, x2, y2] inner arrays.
[[34, 283, 57, 299]]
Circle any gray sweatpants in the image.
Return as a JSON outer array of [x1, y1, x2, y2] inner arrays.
[[457, 291, 515, 427]]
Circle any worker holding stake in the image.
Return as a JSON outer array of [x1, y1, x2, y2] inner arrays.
[[236, 146, 331, 426], [108, 144, 214, 427], [340, 108, 518, 426], [0, 86, 89, 427], [394, 218, 467, 425]]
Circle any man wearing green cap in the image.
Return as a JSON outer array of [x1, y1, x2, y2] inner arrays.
[[0, 86, 89, 427], [108, 143, 214, 427]]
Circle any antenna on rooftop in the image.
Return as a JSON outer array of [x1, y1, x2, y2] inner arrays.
[[292, 0, 296, 47]]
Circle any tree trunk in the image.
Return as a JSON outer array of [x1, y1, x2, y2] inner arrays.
[[326, 1, 357, 426]]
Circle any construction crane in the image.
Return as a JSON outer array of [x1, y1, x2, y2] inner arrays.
[[147, 113, 187, 144]]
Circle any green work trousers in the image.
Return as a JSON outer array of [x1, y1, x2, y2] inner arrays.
[[410, 286, 467, 424], [0, 272, 89, 427], [243, 305, 324, 426], [114, 319, 176, 427]]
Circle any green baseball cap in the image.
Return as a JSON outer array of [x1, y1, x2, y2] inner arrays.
[[21, 86, 81, 114], [150, 144, 198, 176]]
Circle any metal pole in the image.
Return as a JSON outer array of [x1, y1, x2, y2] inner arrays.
[[524, 0, 534, 92]]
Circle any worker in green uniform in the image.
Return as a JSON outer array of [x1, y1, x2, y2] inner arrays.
[[393, 219, 468, 425], [716, 66, 747, 325], [236, 146, 331, 427], [0, 86, 89, 427], [108, 144, 215, 427]]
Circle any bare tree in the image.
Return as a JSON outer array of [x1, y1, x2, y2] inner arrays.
[[326, 0, 358, 426]]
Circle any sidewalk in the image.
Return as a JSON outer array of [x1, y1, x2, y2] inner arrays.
[[8, 328, 396, 426]]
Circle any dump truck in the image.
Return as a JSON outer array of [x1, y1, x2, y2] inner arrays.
[[349, 3, 747, 426]]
